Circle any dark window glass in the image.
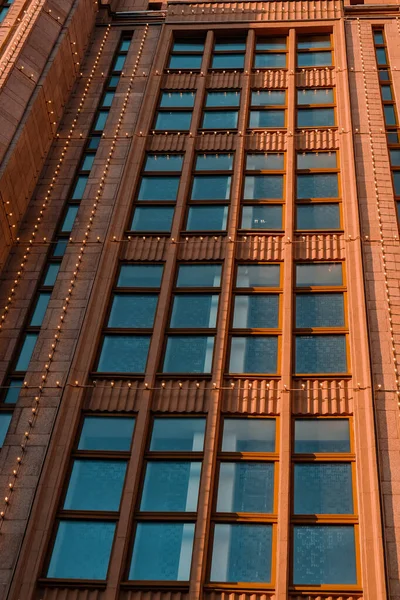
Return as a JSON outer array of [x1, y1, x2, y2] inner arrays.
[[241, 205, 282, 230], [214, 41, 246, 51], [202, 111, 238, 129], [296, 293, 344, 327], [384, 105, 397, 126], [144, 154, 183, 171], [211, 524, 272, 582], [30, 292, 51, 326], [295, 335, 347, 374], [0, 8, 8, 22], [160, 92, 195, 108], [297, 108, 335, 127], [237, 265, 280, 288], [373, 31, 384, 45], [254, 54, 286, 68], [47, 521, 115, 579], [169, 55, 202, 69], [296, 203, 340, 230], [297, 89, 334, 104], [244, 175, 283, 199], [3, 380, 23, 405], [71, 175, 88, 200], [163, 336, 214, 373], [206, 91, 240, 107], [229, 336, 278, 373], [155, 111, 192, 131], [293, 526, 357, 585], [114, 55, 126, 71], [195, 154, 233, 170], [150, 418, 206, 451], [53, 240, 68, 258], [249, 110, 285, 128], [294, 463, 353, 514], [191, 175, 231, 200], [131, 207, 174, 232], [297, 35, 331, 49], [120, 39, 131, 52], [297, 152, 337, 169], [88, 136, 101, 149], [379, 69, 390, 81], [15, 333, 38, 371], [97, 335, 150, 373], [294, 418, 350, 453], [129, 522, 194, 580], [64, 459, 127, 511], [211, 54, 245, 69], [256, 38, 286, 50], [101, 91, 115, 108], [170, 294, 219, 328], [117, 264, 163, 288], [81, 154, 95, 171], [394, 172, 400, 196], [0, 413, 12, 446], [94, 110, 109, 132], [78, 416, 135, 451], [186, 206, 228, 231], [217, 462, 274, 512], [376, 47, 387, 65], [172, 41, 205, 52], [177, 264, 222, 287], [297, 174, 338, 199], [381, 85, 393, 101], [296, 263, 342, 287], [108, 294, 158, 328], [60, 205, 79, 233], [140, 461, 201, 511], [233, 294, 279, 328], [222, 418, 276, 452], [43, 263, 60, 287], [298, 51, 332, 67], [246, 153, 284, 170], [251, 90, 286, 106], [390, 149, 400, 166]]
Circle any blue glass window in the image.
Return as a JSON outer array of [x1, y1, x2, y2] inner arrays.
[[0, 8, 9, 22], [298, 89, 334, 104], [64, 459, 127, 511], [296, 293, 344, 327], [296, 263, 342, 287], [113, 55, 126, 72], [295, 335, 347, 374], [237, 264, 280, 287], [298, 36, 331, 49], [297, 203, 340, 230], [233, 294, 279, 328], [71, 175, 88, 200], [297, 108, 335, 127], [211, 54, 245, 69], [382, 85, 393, 101], [141, 461, 201, 511], [254, 54, 286, 68], [217, 462, 274, 512], [78, 416, 135, 451], [294, 463, 353, 514], [294, 419, 350, 453], [297, 152, 337, 169], [251, 91, 286, 106], [390, 149, 400, 166], [246, 153, 284, 170], [376, 47, 388, 65], [249, 110, 285, 128], [97, 335, 150, 373], [15, 333, 38, 371], [29, 292, 51, 327], [202, 111, 238, 129], [373, 31, 384, 45], [108, 294, 158, 328], [172, 41, 205, 52], [160, 92, 195, 108], [117, 264, 163, 288], [186, 206, 228, 231], [93, 110, 109, 132], [394, 172, 400, 196], [163, 336, 214, 373], [222, 418, 276, 452], [169, 55, 202, 69], [119, 39, 131, 52], [150, 418, 205, 451], [155, 111, 192, 131], [298, 51, 332, 67], [43, 263, 60, 287], [101, 91, 115, 108], [138, 176, 180, 201], [196, 154, 234, 170], [244, 175, 283, 199], [229, 336, 278, 373], [206, 91, 240, 107], [3, 380, 23, 405], [60, 206, 79, 233], [384, 105, 397, 126], [131, 207, 174, 232], [170, 295, 219, 328], [144, 154, 183, 171], [0, 413, 12, 447], [256, 38, 286, 50], [297, 174, 338, 199], [177, 264, 222, 287], [241, 205, 282, 230], [214, 41, 246, 51], [191, 175, 231, 200], [81, 154, 95, 171]]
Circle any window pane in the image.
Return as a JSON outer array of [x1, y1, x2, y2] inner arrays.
[[94, 110, 109, 131], [101, 91, 115, 107], [295, 335, 347, 374], [15, 333, 38, 371], [88, 136, 101, 149], [373, 31, 384, 44], [131, 207, 174, 231], [196, 154, 233, 170], [390, 149, 400, 166], [172, 41, 205, 51], [246, 153, 284, 170], [129, 522, 194, 580], [241, 205, 282, 230], [155, 111, 192, 131], [0, 413, 11, 446], [191, 175, 231, 200], [206, 91, 240, 107], [169, 55, 202, 69], [293, 526, 357, 585], [144, 154, 183, 171], [60, 205, 79, 233], [211, 54, 245, 69], [117, 264, 163, 288], [394, 172, 400, 196], [233, 294, 279, 328], [211, 524, 272, 582], [141, 461, 201, 511], [108, 294, 158, 328], [297, 152, 337, 169], [297, 174, 338, 198], [297, 89, 334, 104], [214, 41, 246, 51], [384, 105, 397, 126], [294, 463, 353, 514], [3, 380, 23, 405], [202, 111, 238, 129], [244, 175, 283, 199], [256, 37, 286, 50], [298, 35, 331, 49], [249, 110, 285, 128], [78, 416, 135, 451], [30, 292, 51, 326], [138, 174, 180, 203], [151, 418, 206, 451], [381, 85, 393, 101], [163, 336, 214, 373], [170, 295, 219, 327], [251, 90, 286, 106], [43, 263, 60, 287], [52, 240, 68, 258], [297, 203, 340, 230], [177, 264, 222, 287], [97, 335, 150, 373], [47, 521, 115, 579], [71, 175, 88, 200], [222, 418, 276, 452], [217, 462, 274, 512], [254, 54, 286, 68], [237, 265, 280, 287], [298, 51, 332, 67], [186, 206, 228, 231], [120, 39, 131, 51], [294, 418, 350, 453], [114, 55, 126, 71], [379, 69, 390, 81], [298, 108, 335, 127], [229, 336, 278, 373], [160, 92, 195, 108], [64, 459, 127, 511], [296, 293, 344, 327], [0, 8, 8, 22], [376, 47, 387, 65], [81, 154, 95, 171], [296, 263, 342, 287]]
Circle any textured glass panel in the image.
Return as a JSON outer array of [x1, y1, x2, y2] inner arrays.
[[233, 294, 279, 328], [222, 418, 276, 452], [251, 91, 286, 106], [206, 91, 240, 107], [294, 463, 353, 514], [47, 521, 115, 579], [81, 154, 95, 171], [94, 110, 109, 131], [191, 175, 231, 200], [101, 91, 115, 107], [169, 55, 202, 69], [163, 336, 214, 373], [71, 175, 88, 200], [229, 336, 278, 373], [296, 293, 344, 327], [0, 413, 11, 446], [151, 418, 205, 451], [170, 294, 219, 327], [297, 89, 334, 104], [376, 47, 388, 65], [211, 524, 272, 582], [390, 149, 400, 166], [297, 152, 337, 169], [196, 154, 233, 170], [131, 207, 174, 232], [293, 526, 357, 584], [64, 459, 127, 511], [138, 176, 180, 201], [237, 265, 280, 287], [297, 108, 335, 127], [297, 203, 340, 230], [129, 522, 194, 580], [295, 335, 347, 373], [296, 263, 342, 287], [249, 110, 285, 128], [202, 111, 238, 129], [211, 54, 245, 69], [384, 105, 397, 126], [186, 206, 228, 231], [381, 85, 393, 101], [294, 419, 350, 453], [30, 292, 51, 326], [177, 264, 222, 287], [217, 462, 274, 512], [394, 172, 400, 196], [298, 174, 338, 198], [97, 335, 150, 373], [155, 111, 192, 131], [144, 154, 183, 171], [43, 263, 60, 287], [3, 380, 23, 405], [298, 51, 332, 67], [53, 240, 68, 257], [254, 53, 286, 68], [256, 37, 286, 49], [160, 92, 195, 107], [373, 31, 384, 44], [241, 205, 282, 230], [117, 265, 163, 288], [15, 333, 38, 371], [246, 153, 284, 170], [113, 55, 126, 71], [215, 41, 246, 51], [78, 416, 135, 451], [298, 35, 331, 49], [172, 41, 204, 51], [141, 461, 201, 511], [244, 175, 283, 199], [108, 294, 158, 328], [60, 205, 79, 232]]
